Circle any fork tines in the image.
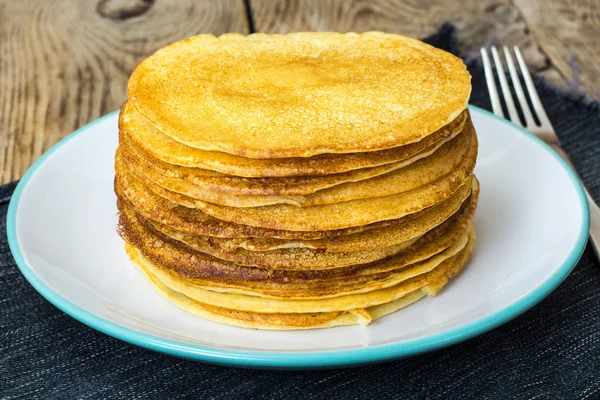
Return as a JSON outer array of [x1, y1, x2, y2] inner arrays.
[[480, 46, 555, 141]]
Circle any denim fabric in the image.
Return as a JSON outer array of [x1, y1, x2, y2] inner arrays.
[[1, 25, 599, 399]]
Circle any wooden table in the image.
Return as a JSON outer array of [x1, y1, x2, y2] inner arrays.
[[1, 0, 598, 184]]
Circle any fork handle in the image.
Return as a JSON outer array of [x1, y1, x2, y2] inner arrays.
[[550, 144, 600, 260]]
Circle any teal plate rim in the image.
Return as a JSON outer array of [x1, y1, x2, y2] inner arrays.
[[6, 105, 590, 369]]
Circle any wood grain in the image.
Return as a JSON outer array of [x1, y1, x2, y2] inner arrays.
[[513, 0, 600, 99], [249, 0, 550, 68], [0, 0, 249, 184], [1, 0, 598, 183], [249, 0, 600, 93]]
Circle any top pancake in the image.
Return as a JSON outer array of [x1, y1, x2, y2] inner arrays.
[[128, 32, 471, 158]]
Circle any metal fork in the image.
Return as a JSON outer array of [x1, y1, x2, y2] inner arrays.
[[481, 46, 599, 259]]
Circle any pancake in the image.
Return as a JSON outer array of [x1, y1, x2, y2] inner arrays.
[[130, 247, 429, 330], [125, 227, 475, 313], [128, 153, 475, 231], [134, 227, 470, 299], [117, 194, 474, 293], [128, 32, 471, 157], [143, 211, 420, 270], [238, 180, 477, 252], [146, 180, 478, 254], [119, 122, 474, 207], [119, 116, 463, 197], [120, 99, 468, 177], [115, 170, 464, 240]]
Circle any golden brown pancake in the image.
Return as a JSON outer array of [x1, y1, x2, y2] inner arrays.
[[119, 119, 463, 196], [119, 123, 474, 207], [117, 195, 475, 296], [136, 228, 470, 300], [239, 181, 477, 252], [145, 180, 477, 255], [128, 32, 471, 157], [145, 214, 420, 270], [129, 247, 430, 330], [126, 155, 475, 231], [120, 100, 468, 177], [125, 227, 475, 313], [115, 170, 457, 240]]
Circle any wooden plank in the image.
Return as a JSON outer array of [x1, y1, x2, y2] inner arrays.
[[0, 0, 249, 184], [513, 0, 600, 99], [249, 0, 550, 68], [249, 0, 581, 94]]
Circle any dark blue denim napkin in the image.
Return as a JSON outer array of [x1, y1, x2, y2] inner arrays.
[[1, 24, 599, 399]]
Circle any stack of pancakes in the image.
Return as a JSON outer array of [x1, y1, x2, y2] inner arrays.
[[115, 32, 478, 330]]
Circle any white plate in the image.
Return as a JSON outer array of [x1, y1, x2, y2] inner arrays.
[[8, 106, 589, 368]]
